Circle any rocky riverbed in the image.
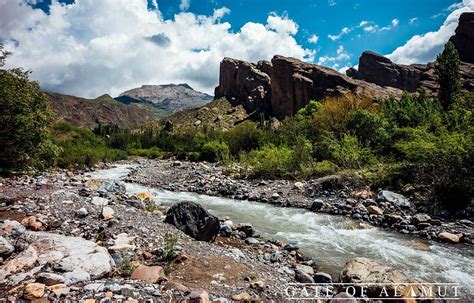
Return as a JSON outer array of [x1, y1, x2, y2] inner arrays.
[[0, 159, 472, 302], [127, 158, 474, 245]]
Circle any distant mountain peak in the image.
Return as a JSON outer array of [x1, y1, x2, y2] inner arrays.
[[117, 83, 213, 114]]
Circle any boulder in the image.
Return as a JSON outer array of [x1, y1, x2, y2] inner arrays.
[[412, 213, 431, 225], [295, 269, 314, 283], [101, 207, 115, 220], [23, 282, 45, 300], [214, 57, 272, 114], [235, 223, 255, 237], [98, 180, 126, 194], [0, 246, 38, 281], [449, 12, 474, 64], [36, 272, 65, 286], [130, 266, 166, 284], [164, 201, 220, 242], [340, 257, 418, 298], [367, 205, 383, 215], [188, 290, 210, 303], [438, 232, 460, 244], [0, 236, 14, 257], [376, 190, 411, 208], [313, 272, 332, 284]]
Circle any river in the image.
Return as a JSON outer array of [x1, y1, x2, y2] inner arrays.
[[91, 164, 474, 299]]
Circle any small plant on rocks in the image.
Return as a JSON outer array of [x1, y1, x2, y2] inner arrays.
[[162, 232, 179, 261]]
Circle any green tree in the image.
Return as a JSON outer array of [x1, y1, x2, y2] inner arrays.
[[435, 41, 461, 110], [0, 48, 59, 171]]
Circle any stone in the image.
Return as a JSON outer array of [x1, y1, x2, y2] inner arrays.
[[376, 190, 411, 208], [366, 205, 383, 215], [109, 233, 136, 252], [250, 280, 265, 291], [22, 232, 113, 279], [98, 180, 126, 194], [130, 266, 166, 284], [214, 57, 272, 114], [245, 237, 259, 245], [188, 290, 209, 303], [0, 246, 38, 281], [330, 292, 357, 303], [163, 280, 190, 292], [48, 284, 70, 297], [101, 207, 115, 220], [165, 201, 220, 242], [295, 269, 314, 283], [1, 220, 26, 235], [0, 236, 14, 257], [235, 223, 255, 237], [412, 213, 431, 225], [314, 272, 332, 284], [284, 241, 300, 251], [75, 207, 88, 218], [438, 232, 460, 244], [340, 257, 417, 298], [64, 268, 90, 285], [232, 292, 251, 302], [91, 196, 109, 206], [310, 199, 326, 211], [293, 182, 304, 190], [449, 12, 474, 64], [219, 225, 232, 237], [23, 283, 45, 300], [36, 273, 65, 286]]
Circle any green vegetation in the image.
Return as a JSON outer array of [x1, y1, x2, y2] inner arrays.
[[436, 42, 461, 110], [0, 48, 59, 172]]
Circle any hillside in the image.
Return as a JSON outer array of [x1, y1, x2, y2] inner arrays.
[[116, 83, 213, 115], [47, 92, 165, 129]]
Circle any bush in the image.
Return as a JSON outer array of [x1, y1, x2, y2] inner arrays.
[[324, 134, 376, 169], [128, 147, 164, 159], [313, 160, 339, 177], [0, 54, 59, 171], [200, 140, 230, 162], [224, 121, 265, 156], [240, 145, 294, 178], [349, 109, 391, 152]]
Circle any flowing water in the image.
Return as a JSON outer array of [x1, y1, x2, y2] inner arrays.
[[91, 165, 474, 299]]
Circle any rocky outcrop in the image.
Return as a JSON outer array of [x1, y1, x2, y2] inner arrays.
[[270, 55, 401, 119], [165, 201, 220, 242], [350, 51, 431, 92], [214, 57, 272, 114], [449, 12, 474, 64]]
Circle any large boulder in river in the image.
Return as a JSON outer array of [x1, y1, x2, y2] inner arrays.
[[449, 12, 474, 64], [214, 57, 272, 114], [340, 257, 419, 299], [376, 190, 411, 208], [165, 201, 220, 242]]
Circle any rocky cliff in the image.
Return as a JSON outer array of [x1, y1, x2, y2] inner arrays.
[[214, 58, 272, 114], [117, 83, 213, 115], [47, 92, 164, 129], [449, 12, 474, 64], [347, 12, 474, 93], [215, 56, 401, 119]]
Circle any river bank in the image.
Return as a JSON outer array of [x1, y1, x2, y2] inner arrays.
[[0, 160, 473, 302], [126, 158, 474, 246]]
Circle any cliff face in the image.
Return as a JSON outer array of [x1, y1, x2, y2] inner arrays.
[[449, 12, 474, 64], [214, 57, 272, 114]]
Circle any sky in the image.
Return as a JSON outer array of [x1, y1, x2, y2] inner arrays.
[[0, 0, 473, 98]]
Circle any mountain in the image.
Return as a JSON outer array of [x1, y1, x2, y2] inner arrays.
[[47, 92, 165, 129], [116, 83, 213, 115]]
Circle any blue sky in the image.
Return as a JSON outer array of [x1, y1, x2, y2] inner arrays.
[[1, 0, 472, 97]]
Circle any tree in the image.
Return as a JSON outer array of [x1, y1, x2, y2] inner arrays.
[[0, 47, 59, 171], [435, 41, 461, 110]]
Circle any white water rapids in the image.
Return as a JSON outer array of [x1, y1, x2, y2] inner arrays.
[[91, 165, 474, 299]]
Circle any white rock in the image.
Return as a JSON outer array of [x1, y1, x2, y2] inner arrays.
[[109, 233, 136, 252], [91, 197, 109, 206], [101, 207, 115, 220], [0, 236, 14, 257], [64, 268, 90, 286]]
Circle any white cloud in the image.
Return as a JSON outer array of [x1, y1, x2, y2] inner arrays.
[[387, 0, 474, 64], [409, 17, 418, 24], [308, 34, 319, 44], [391, 18, 399, 27], [328, 27, 351, 41], [0, 0, 314, 97], [328, 0, 337, 7], [359, 20, 369, 27], [266, 14, 298, 35], [317, 45, 350, 65], [179, 0, 190, 11], [363, 25, 377, 33]]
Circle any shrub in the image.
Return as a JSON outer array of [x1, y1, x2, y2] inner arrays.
[[324, 134, 376, 169], [349, 109, 391, 152], [435, 41, 461, 110], [0, 52, 59, 171], [128, 147, 164, 159], [313, 160, 339, 177], [224, 121, 265, 156], [200, 140, 230, 162], [240, 145, 294, 178]]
